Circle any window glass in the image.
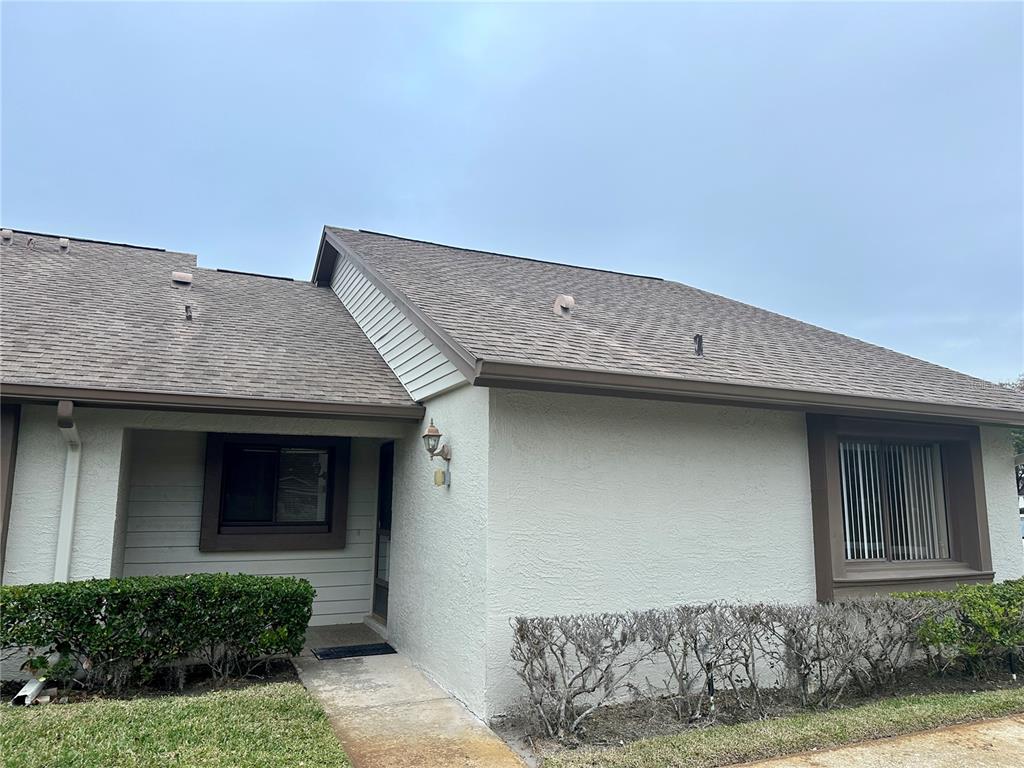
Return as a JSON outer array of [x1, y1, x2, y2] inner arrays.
[[840, 440, 949, 561], [220, 445, 329, 526], [276, 448, 329, 523], [221, 447, 277, 523]]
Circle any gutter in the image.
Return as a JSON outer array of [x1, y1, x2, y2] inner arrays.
[[53, 400, 80, 582], [1, 383, 425, 422], [473, 360, 1024, 427]]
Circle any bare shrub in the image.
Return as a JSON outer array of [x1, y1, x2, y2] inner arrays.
[[510, 611, 656, 738], [718, 603, 773, 716], [721, 603, 857, 709], [511, 595, 945, 740], [690, 603, 747, 720], [644, 604, 703, 720], [845, 597, 933, 692]]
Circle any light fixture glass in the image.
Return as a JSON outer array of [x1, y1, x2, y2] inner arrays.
[[422, 420, 442, 455]]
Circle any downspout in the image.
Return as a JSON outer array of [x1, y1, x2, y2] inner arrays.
[[10, 401, 80, 705], [53, 400, 80, 582]]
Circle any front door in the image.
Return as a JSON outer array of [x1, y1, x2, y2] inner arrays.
[[372, 441, 394, 621]]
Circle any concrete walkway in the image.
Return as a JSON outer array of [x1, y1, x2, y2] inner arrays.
[[294, 653, 524, 768], [741, 714, 1024, 767]]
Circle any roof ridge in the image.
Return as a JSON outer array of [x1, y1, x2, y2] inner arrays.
[[212, 267, 295, 282], [4, 228, 174, 253], [335, 227, 664, 282]]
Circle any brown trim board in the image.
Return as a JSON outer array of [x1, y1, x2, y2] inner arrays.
[[805, 415, 994, 601], [315, 231, 1024, 425], [200, 433, 351, 552], [321, 229, 481, 381], [474, 361, 1024, 427], [311, 229, 336, 286], [1, 383, 425, 421]]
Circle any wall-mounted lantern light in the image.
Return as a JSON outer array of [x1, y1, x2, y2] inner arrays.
[[422, 419, 451, 487]]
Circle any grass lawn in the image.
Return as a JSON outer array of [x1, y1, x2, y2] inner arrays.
[[544, 686, 1024, 768], [0, 681, 351, 768]]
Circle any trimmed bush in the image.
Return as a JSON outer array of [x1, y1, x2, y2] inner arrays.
[[511, 580, 1024, 739], [0, 574, 314, 691], [899, 579, 1024, 673]]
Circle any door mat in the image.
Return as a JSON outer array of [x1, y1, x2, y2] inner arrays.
[[312, 642, 397, 661]]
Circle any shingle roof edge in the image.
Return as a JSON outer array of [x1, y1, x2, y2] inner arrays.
[[475, 360, 1024, 426], [1, 383, 426, 421], [318, 227, 1024, 425], [320, 228, 481, 380]]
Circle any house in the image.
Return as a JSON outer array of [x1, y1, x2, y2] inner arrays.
[[2, 226, 1022, 719]]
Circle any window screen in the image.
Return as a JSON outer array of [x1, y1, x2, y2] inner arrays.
[[839, 441, 949, 561]]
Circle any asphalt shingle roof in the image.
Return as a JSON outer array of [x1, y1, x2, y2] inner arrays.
[[327, 228, 1024, 416], [1, 231, 415, 409]]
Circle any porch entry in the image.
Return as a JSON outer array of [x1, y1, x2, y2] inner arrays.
[[119, 430, 400, 628], [372, 441, 394, 621]]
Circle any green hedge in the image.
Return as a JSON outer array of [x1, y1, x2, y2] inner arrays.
[[898, 578, 1024, 673], [0, 574, 314, 690]]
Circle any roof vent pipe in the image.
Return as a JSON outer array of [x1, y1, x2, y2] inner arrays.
[[552, 294, 576, 318], [694, 334, 704, 357]]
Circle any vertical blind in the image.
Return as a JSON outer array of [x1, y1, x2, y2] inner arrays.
[[839, 441, 949, 561]]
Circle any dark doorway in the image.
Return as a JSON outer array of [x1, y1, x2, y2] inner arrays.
[[372, 441, 394, 621]]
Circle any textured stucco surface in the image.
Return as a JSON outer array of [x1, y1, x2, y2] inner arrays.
[[388, 383, 490, 715], [2, 405, 410, 588], [980, 426, 1024, 582], [4, 405, 129, 583], [6, 398, 1022, 723], [5, 405, 72, 583], [484, 389, 818, 716]]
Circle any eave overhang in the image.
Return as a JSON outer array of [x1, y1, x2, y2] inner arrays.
[[0, 383, 426, 422], [311, 229, 338, 287], [473, 360, 1024, 427], [318, 227, 1024, 425]]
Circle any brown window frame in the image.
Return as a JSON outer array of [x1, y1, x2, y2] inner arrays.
[[806, 416, 993, 601], [200, 433, 350, 552]]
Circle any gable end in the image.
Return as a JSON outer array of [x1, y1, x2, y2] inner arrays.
[[330, 252, 469, 401]]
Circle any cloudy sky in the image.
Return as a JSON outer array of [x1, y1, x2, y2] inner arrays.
[[2, 2, 1021, 381]]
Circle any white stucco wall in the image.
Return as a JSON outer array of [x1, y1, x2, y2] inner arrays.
[[3, 405, 409, 595], [981, 425, 1024, 581], [6, 396, 1022, 721], [483, 389, 818, 717], [387, 383, 490, 714], [4, 405, 131, 583]]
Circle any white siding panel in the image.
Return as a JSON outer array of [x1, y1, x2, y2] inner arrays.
[[330, 255, 467, 401], [120, 430, 380, 625]]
